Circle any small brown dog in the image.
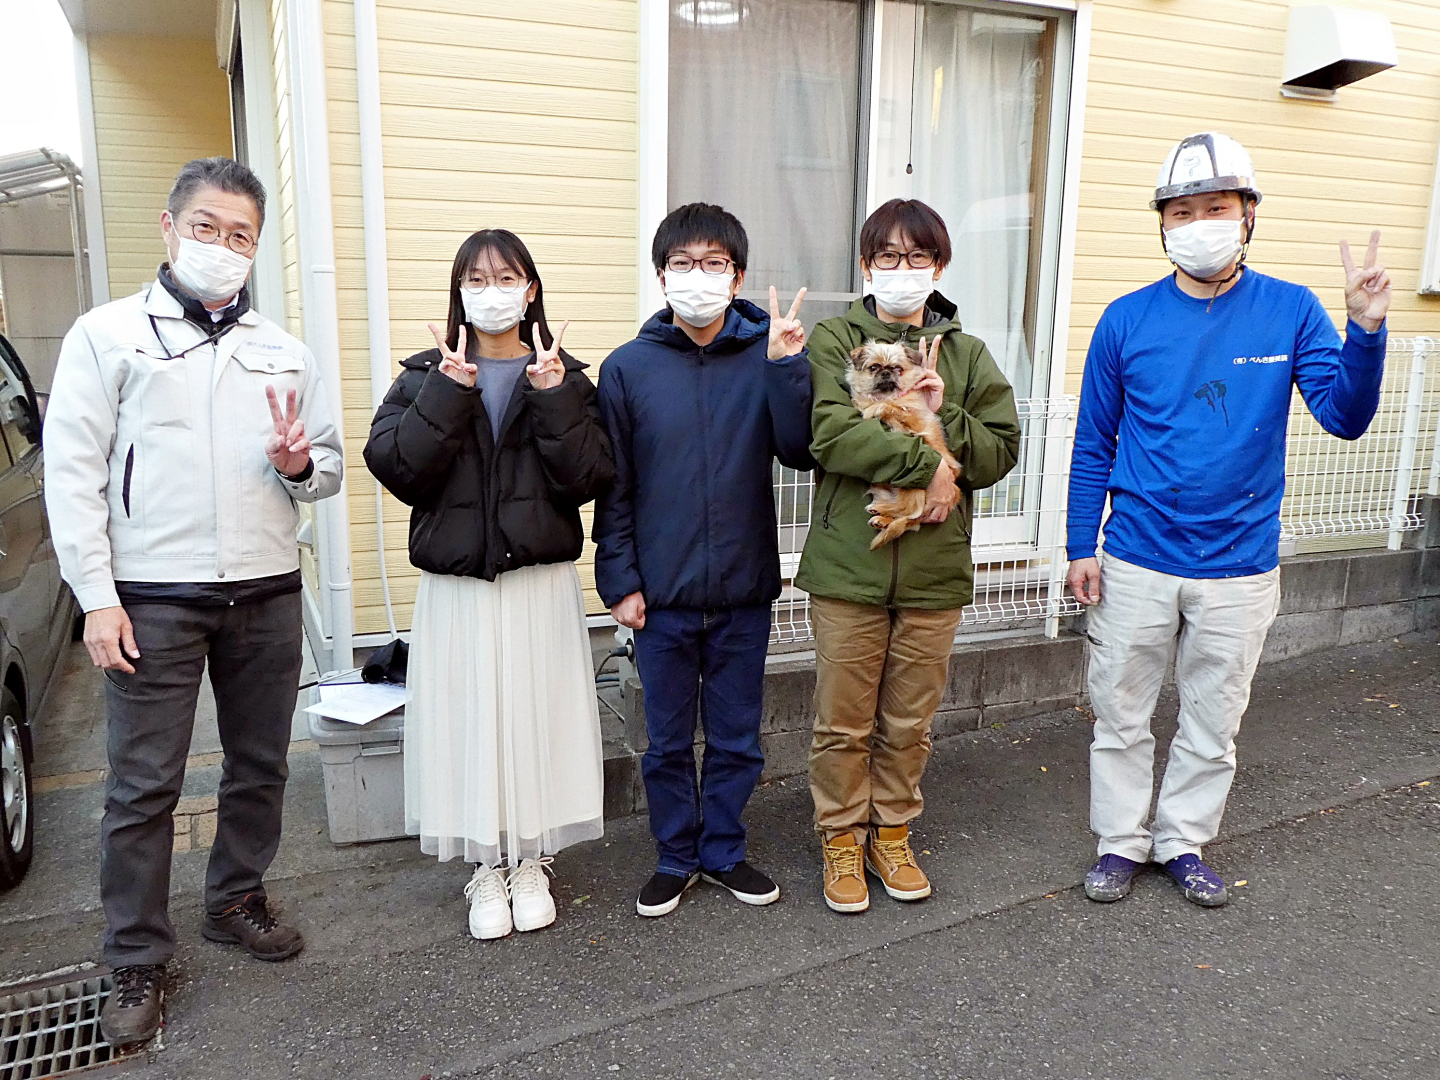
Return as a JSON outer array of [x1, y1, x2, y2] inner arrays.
[[845, 337, 961, 549]]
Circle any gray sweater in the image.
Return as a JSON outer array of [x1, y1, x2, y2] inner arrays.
[[474, 353, 532, 440]]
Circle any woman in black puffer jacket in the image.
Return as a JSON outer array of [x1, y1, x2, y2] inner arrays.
[[364, 229, 613, 941]]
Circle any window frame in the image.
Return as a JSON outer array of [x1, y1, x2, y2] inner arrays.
[[1421, 120, 1440, 295], [643, 0, 1094, 569]]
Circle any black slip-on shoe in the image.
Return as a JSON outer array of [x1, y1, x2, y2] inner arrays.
[[701, 861, 780, 906], [636, 871, 699, 917], [202, 893, 305, 960], [100, 965, 164, 1047]]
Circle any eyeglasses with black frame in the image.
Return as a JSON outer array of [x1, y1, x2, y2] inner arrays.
[[664, 253, 735, 276], [870, 248, 937, 270], [184, 216, 257, 256]]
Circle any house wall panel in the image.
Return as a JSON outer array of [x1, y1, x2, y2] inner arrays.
[[85, 35, 233, 299], [329, 0, 640, 630], [268, 0, 305, 339], [1066, 0, 1440, 396]]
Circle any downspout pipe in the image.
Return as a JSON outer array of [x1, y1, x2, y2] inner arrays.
[[289, 0, 355, 671], [354, 0, 399, 638]]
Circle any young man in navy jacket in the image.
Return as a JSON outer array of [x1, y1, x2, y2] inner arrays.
[[1066, 133, 1391, 909], [594, 203, 815, 917]]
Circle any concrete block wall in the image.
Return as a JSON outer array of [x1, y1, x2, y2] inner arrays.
[[601, 529, 1440, 818], [1263, 545, 1440, 663], [607, 631, 1089, 816]]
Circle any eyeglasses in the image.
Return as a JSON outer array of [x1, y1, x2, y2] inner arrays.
[[184, 217, 257, 256], [665, 254, 734, 276], [870, 249, 936, 270], [464, 271, 527, 290]]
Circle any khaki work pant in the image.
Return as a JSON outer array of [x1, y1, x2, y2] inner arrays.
[[1087, 556, 1280, 864], [808, 596, 964, 835]]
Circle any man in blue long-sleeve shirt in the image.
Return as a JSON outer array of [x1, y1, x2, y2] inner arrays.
[[1064, 133, 1392, 908]]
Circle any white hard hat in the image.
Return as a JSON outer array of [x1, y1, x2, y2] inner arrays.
[[1152, 132, 1262, 210]]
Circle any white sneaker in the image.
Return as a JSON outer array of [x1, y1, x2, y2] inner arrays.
[[464, 864, 512, 940], [509, 857, 556, 933]]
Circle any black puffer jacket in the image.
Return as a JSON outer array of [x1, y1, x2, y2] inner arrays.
[[364, 349, 613, 580]]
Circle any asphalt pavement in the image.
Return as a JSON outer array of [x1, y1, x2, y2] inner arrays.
[[1, 631, 1436, 1080]]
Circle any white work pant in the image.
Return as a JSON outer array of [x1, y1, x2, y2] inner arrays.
[[1086, 556, 1280, 864]]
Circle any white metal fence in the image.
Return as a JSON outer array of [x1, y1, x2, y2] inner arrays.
[[772, 335, 1440, 648], [1279, 336, 1438, 551], [770, 395, 1082, 646]]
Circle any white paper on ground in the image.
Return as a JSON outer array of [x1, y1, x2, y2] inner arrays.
[[304, 680, 406, 725]]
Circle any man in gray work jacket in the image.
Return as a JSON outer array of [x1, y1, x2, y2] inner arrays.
[[44, 158, 343, 1045]]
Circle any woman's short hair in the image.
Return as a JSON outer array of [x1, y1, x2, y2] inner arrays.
[[445, 229, 554, 354], [651, 203, 749, 273], [859, 198, 951, 269]]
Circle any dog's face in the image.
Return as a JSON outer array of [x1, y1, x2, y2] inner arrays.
[[845, 341, 924, 400]]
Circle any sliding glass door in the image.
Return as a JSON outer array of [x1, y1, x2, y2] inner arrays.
[[668, 0, 1075, 559], [669, 0, 867, 326]]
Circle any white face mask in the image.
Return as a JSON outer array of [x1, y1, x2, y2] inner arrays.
[[663, 268, 733, 328], [1163, 219, 1245, 281], [461, 284, 529, 335], [170, 236, 253, 304], [867, 268, 935, 320]]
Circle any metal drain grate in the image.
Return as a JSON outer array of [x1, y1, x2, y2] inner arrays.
[[0, 971, 135, 1078]]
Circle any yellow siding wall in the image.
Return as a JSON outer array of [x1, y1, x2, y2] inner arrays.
[[332, 0, 640, 633], [319, 0, 1440, 630], [269, 0, 306, 340], [1069, 0, 1440, 393], [86, 35, 234, 300]]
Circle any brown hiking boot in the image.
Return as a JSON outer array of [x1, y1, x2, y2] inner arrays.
[[100, 965, 164, 1047], [866, 825, 932, 901], [821, 832, 869, 913], [202, 893, 304, 961]]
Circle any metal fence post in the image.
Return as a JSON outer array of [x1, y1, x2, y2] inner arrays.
[[1389, 338, 1430, 550], [1044, 397, 1079, 638], [1424, 336, 1440, 498]]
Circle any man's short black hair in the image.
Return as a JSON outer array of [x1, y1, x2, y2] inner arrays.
[[651, 203, 748, 273], [860, 199, 951, 269], [168, 157, 267, 228]]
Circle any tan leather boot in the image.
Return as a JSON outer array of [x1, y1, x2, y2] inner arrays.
[[866, 825, 932, 901], [821, 831, 869, 913]]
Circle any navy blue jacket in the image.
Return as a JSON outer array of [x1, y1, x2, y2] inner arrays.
[[592, 299, 815, 611]]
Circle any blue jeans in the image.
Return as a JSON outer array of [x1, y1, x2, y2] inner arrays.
[[634, 605, 771, 876]]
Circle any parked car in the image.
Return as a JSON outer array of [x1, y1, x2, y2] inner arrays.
[[0, 331, 79, 889]]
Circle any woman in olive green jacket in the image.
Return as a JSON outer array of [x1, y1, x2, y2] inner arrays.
[[796, 198, 1020, 914]]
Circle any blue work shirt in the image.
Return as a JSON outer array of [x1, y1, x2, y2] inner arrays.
[[1066, 269, 1386, 578]]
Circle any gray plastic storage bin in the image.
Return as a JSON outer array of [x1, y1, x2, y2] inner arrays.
[[308, 706, 408, 844]]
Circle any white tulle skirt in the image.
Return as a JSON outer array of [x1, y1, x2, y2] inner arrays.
[[404, 563, 604, 866]]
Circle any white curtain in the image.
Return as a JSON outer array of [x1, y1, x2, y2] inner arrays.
[[668, 0, 862, 325], [874, 2, 1050, 393]]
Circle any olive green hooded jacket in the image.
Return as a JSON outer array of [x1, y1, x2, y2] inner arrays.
[[794, 294, 1021, 610]]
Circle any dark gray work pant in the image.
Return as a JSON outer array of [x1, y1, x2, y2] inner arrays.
[[100, 592, 303, 967]]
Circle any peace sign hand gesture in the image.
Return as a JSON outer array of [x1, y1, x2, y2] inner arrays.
[[527, 320, 569, 390], [265, 385, 312, 478], [429, 322, 477, 387], [912, 334, 946, 413], [767, 286, 808, 360], [1340, 230, 1391, 333]]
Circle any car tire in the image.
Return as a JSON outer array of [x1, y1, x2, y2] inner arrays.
[[0, 687, 35, 889]]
